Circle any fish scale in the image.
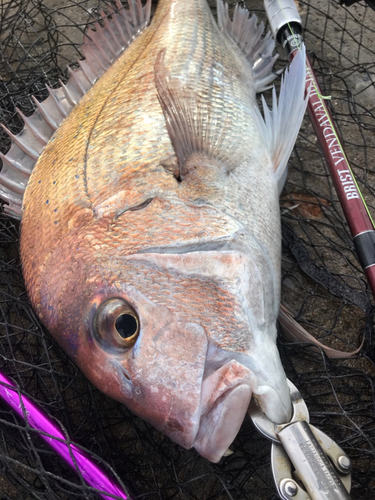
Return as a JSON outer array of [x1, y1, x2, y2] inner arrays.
[[120, 256, 255, 351], [0, 0, 309, 462]]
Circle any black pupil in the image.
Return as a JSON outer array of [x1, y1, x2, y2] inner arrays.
[[115, 314, 138, 339]]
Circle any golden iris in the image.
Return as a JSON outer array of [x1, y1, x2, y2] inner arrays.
[[93, 298, 139, 349]]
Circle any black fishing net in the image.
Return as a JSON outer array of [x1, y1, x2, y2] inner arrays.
[[0, 0, 374, 498]]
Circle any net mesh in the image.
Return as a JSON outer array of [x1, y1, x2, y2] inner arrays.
[[0, 0, 374, 498]]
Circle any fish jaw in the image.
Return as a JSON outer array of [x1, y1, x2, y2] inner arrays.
[[102, 324, 256, 457], [117, 310, 210, 450], [117, 346, 258, 461], [116, 339, 289, 461], [193, 359, 256, 462], [191, 339, 292, 462]]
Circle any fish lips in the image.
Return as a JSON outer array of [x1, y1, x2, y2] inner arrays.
[[145, 358, 255, 461], [192, 359, 256, 462], [123, 357, 255, 462], [194, 384, 252, 462], [120, 247, 265, 460], [119, 245, 282, 460]]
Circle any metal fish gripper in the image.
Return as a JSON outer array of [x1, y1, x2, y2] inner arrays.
[[248, 380, 352, 500]]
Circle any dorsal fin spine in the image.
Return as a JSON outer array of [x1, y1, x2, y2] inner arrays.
[[0, 0, 152, 219], [16, 108, 49, 145], [59, 80, 78, 107], [0, 173, 27, 195], [67, 66, 88, 95], [127, 0, 138, 26], [124, 18, 135, 40], [217, 0, 278, 92], [0, 153, 31, 176], [78, 60, 98, 85], [87, 27, 113, 63], [108, 6, 128, 46], [116, 0, 125, 16], [82, 39, 107, 73], [31, 96, 59, 130], [144, 1, 151, 27], [94, 20, 116, 57], [101, 12, 123, 53], [0, 125, 39, 160], [46, 86, 69, 118]]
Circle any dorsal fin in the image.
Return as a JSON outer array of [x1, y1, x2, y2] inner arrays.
[[0, 0, 152, 219], [217, 0, 279, 92]]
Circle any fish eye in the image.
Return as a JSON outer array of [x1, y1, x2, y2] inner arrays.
[[93, 298, 139, 349], [115, 313, 138, 339]]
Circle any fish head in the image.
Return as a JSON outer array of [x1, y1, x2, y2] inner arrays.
[[113, 247, 292, 461], [85, 286, 210, 450], [26, 217, 291, 463]]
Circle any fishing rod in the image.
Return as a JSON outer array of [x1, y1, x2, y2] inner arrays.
[[248, 2, 364, 499], [265, 0, 375, 299], [0, 373, 129, 500]]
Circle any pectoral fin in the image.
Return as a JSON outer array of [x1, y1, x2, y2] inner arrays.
[[154, 50, 245, 180]]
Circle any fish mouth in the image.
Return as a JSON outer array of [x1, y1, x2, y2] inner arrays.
[[192, 359, 256, 462], [190, 354, 291, 462]]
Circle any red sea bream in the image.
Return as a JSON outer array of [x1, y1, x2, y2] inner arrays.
[[0, 0, 308, 462]]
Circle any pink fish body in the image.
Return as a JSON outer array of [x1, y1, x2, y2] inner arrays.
[[0, 0, 308, 461]]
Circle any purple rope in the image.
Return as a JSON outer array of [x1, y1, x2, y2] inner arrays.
[[0, 372, 129, 499]]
